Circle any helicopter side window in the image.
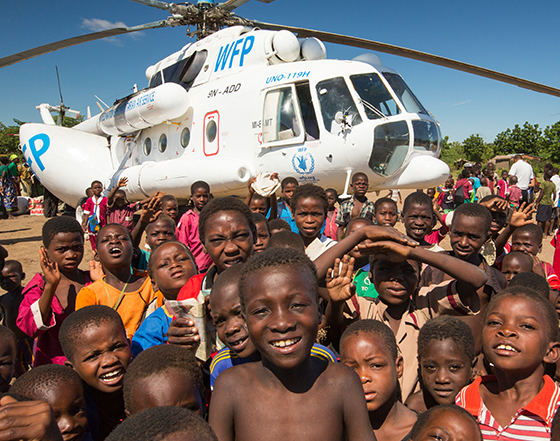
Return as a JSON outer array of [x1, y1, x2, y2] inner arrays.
[[351, 73, 401, 118], [315, 78, 362, 134], [295, 82, 319, 140], [262, 87, 302, 144], [382, 73, 427, 115], [149, 71, 162, 89]]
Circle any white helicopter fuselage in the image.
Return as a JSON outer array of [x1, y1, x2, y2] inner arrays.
[[19, 26, 449, 206]]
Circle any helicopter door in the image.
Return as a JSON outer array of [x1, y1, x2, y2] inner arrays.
[[203, 111, 219, 156], [262, 85, 304, 147]]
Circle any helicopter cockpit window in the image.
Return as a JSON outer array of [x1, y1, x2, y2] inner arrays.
[[382, 73, 427, 115], [149, 71, 162, 89], [316, 78, 362, 133], [351, 73, 400, 119], [369, 121, 410, 176], [412, 120, 439, 152], [262, 87, 302, 144], [295, 82, 319, 140], [162, 50, 208, 91]]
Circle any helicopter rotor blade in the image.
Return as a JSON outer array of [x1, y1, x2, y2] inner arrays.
[[219, 0, 275, 11], [0, 20, 169, 69], [128, 0, 171, 11], [253, 21, 560, 99]]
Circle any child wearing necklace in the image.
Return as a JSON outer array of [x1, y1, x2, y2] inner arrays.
[[76, 224, 163, 339]]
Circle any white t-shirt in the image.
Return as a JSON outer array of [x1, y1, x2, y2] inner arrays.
[[509, 160, 534, 190]]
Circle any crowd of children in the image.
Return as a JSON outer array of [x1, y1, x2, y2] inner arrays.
[[0, 164, 560, 441]]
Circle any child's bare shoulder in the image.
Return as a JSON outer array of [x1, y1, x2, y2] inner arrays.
[[319, 361, 361, 390]]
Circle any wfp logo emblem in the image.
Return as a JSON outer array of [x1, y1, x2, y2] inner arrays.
[[292, 150, 315, 175]]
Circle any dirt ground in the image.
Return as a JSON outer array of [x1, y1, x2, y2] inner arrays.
[[0, 189, 556, 285]]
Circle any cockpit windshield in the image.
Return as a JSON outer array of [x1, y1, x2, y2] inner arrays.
[[382, 73, 427, 114], [351, 73, 401, 119], [316, 77, 362, 133]]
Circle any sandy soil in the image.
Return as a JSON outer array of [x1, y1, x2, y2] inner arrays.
[[0, 189, 556, 285]]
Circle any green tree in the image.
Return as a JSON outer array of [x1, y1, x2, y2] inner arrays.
[[0, 122, 21, 155], [493, 122, 543, 156], [53, 114, 85, 127], [462, 134, 493, 163], [542, 121, 560, 164], [439, 136, 464, 168]]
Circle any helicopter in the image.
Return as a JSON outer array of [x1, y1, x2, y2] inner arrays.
[[3, 0, 560, 207]]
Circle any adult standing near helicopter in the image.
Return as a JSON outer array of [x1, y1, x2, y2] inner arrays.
[[509, 154, 535, 205]]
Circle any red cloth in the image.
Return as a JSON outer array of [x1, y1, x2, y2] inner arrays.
[[551, 230, 560, 278], [177, 274, 205, 301], [108, 202, 138, 233], [176, 210, 213, 273], [324, 208, 338, 241]]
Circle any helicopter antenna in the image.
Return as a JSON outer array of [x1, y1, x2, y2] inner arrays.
[[95, 95, 110, 109], [56, 66, 66, 126]]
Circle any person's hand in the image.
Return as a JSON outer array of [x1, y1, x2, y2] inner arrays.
[[529, 253, 546, 278], [358, 240, 413, 262], [39, 247, 60, 288], [89, 259, 104, 282], [270, 172, 279, 181], [509, 203, 535, 229], [117, 177, 129, 188], [0, 396, 63, 441], [166, 318, 200, 350], [357, 226, 419, 250], [326, 255, 356, 303], [139, 191, 165, 224], [479, 197, 508, 213]]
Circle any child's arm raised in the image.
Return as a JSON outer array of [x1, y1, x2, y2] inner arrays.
[[107, 177, 128, 208], [243, 177, 257, 206], [494, 203, 535, 256], [361, 241, 487, 307], [130, 191, 164, 248], [314, 225, 418, 280]]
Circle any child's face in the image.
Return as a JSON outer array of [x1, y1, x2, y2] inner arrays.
[[282, 183, 297, 204], [483, 296, 558, 374], [450, 214, 488, 262], [114, 192, 127, 209], [0, 264, 24, 292], [340, 332, 400, 412], [294, 197, 326, 240], [203, 211, 253, 272], [191, 187, 209, 212], [414, 409, 482, 441], [325, 191, 337, 211], [253, 221, 270, 254], [146, 220, 176, 250], [92, 182, 103, 197], [44, 380, 88, 441], [403, 203, 433, 241], [211, 282, 256, 358], [151, 242, 197, 300], [249, 198, 267, 216], [162, 200, 179, 220], [511, 231, 541, 256], [490, 210, 507, 236], [0, 337, 15, 392], [420, 338, 472, 406], [351, 176, 369, 197], [127, 371, 203, 417], [46, 232, 84, 274], [67, 321, 131, 393], [371, 260, 418, 306], [502, 171, 508, 179], [445, 177, 453, 188], [427, 188, 435, 199], [96, 225, 133, 269], [501, 255, 533, 285], [243, 266, 320, 370], [375, 202, 398, 227], [85, 189, 94, 199]]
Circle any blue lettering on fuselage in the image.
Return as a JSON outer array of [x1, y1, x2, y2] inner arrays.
[[22, 133, 50, 172], [215, 35, 255, 72]]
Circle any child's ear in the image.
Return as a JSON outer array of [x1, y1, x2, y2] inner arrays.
[[151, 278, 159, 293], [21, 272, 25, 281], [64, 360, 75, 370], [317, 303, 323, 325], [395, 355, 404, 379], [124, 409, 131, 419], [544, 342, 560, 364], [470, 357, 479, 381], [539, 243, 543, 254]]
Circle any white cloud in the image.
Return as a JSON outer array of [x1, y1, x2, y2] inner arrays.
[[451, 100, 471, 107], [81, 18, 143, 45]]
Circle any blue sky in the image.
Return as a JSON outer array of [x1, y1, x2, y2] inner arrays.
[[1, 0, 560, 143]]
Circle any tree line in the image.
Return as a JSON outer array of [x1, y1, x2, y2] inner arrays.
[[440, 120, 560, 168]]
